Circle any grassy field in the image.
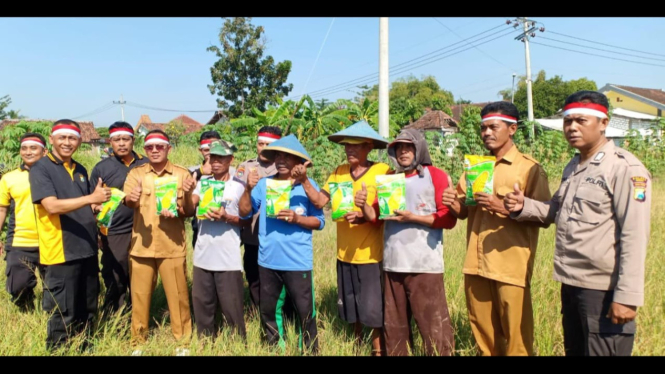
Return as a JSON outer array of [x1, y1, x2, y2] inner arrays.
[[0, 149, 662, 356]]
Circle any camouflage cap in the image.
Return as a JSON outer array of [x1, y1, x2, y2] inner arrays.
[[209, 139, 237, 156]]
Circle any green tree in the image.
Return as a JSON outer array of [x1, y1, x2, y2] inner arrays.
[[207, 17, 293, 119], [164, 121, 187, 146], [358, 75, 455, 128], [0, 95, 12, 120], [502, 70, 597, 119], [95, 127, 110, 139]]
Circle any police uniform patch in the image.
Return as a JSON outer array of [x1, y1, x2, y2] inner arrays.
[[78, 174, 86, 183], [631, 176, 647, 202], [236, 167, 245, 178]]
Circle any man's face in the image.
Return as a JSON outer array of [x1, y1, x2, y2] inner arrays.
[[480, 119, 516, 152], [563, 113, 608, 151], [144, 143, 171, 164], [394, 142, 416, 168], [274, 151, 301, 175], [110, 134, 134, 158], [20, 142, 47, 167], [49, 133, 80, 159], [344, 142, 372, 164], [257, 139, 272, 161], [210, 154, 233, 175]]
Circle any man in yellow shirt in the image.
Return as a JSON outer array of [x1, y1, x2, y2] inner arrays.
[[292, 121, 389, 356], [0, 133, 48, 311]]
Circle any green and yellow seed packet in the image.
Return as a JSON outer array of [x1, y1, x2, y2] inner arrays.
[[97, 188, 126, 229], [376, 173, 406, 219], [329, 181, 355, 222], [155, 176, 179, 216], [464, 155, 496, 206], [197, 179, 226, 220], [266, 178, 291, 218]]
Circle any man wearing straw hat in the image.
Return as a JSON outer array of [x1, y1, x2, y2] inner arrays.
[[238, 134, 324, 354], [291, 121, 390, 356]]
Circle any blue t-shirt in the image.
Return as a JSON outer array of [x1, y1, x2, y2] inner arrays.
[[248, 176, 325, 271]]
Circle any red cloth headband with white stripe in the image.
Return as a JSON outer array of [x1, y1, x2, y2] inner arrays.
[[258, 132, 280, 144], [51, 124, 81, 138], [481, 113, 517, 123], [144, 133, 170, 146], [563, 102, 608, 119], [109, 127, 134, 138], [21, 137, 45, 148], [200, 139, 214, 149]]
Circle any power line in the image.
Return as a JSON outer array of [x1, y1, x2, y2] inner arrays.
[[287, 23, 510, 100], [432, 17, 516, 73], [309, 28, 521, 100], [300, 17, 335, 96], [71, 102, 115, 120], [547, 30, 665, 58], [538, 35, 665, 62], [124, 101, 219, 113], [529, 41, 665, 68]]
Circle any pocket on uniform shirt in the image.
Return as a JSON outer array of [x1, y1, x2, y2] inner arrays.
[[587, 314, 636, 335], [569, 187, 607, 225]]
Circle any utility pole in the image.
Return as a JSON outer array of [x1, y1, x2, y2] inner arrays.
[[511, 73, 517, 103], [113, 94, 126, 121], [378, 17, 389, 139], [508, 17, 545, 139]]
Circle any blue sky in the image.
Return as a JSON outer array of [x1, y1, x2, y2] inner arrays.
[[2, 17, 664, 128]]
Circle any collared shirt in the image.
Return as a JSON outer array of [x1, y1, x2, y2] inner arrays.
[[0, 164, 39, 249], [90, 151, 148, 235], [456, 145, 552, 287], [235, 157, 277, 245], [247, 176, 325, 271], [123, 160, 193, 258], [322, 162, 390, 264], [30, 153, 97, 265], [515, 140, 651, 306]]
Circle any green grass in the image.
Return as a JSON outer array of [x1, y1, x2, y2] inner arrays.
[[1, 150, 663, 356]]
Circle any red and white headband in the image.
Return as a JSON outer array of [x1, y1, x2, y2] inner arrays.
[[200, 139, 214, 149], [144, 133, 170, 146], [21, 137, 45, 148], [51, 124, 81, 138], [482, 113, 517, 124], [563, 102, 608, 119], [109, 127, 134, 138], [257, 132, 280, 144]]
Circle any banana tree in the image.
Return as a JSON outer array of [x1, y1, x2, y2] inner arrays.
[[339, 98, 400, 137]]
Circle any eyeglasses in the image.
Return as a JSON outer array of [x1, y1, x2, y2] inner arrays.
[[144, 144, 167, 152]]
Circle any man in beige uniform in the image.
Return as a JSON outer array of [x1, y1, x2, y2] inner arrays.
[[442, 101, 551, 356], [505, 91, 651, 356]]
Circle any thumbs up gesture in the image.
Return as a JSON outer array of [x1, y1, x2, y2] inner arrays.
[[504, 183, 525, 213], [90, 178, 112, 204], [127, 179, 143, 204], [247, 168, 260, 190], [354, 182, 368, 209], [442, 174, 457, 207], [291, 161, 311, 184]]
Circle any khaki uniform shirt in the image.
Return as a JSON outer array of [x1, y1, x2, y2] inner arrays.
[[458, 145, 552, 287], [515, 140, 651, 306], [124, 161, 194, 258]]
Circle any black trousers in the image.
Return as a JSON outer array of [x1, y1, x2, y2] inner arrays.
[[43, 256, 99, 350], [100, 233, 132, 313], [4, 247, 43, 310], [561, 284, 635, 356], [258, 265, 318, 354], [192, 266, 246, 339], [244, 244, 295, 318], [243, 244, 261, 309]]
